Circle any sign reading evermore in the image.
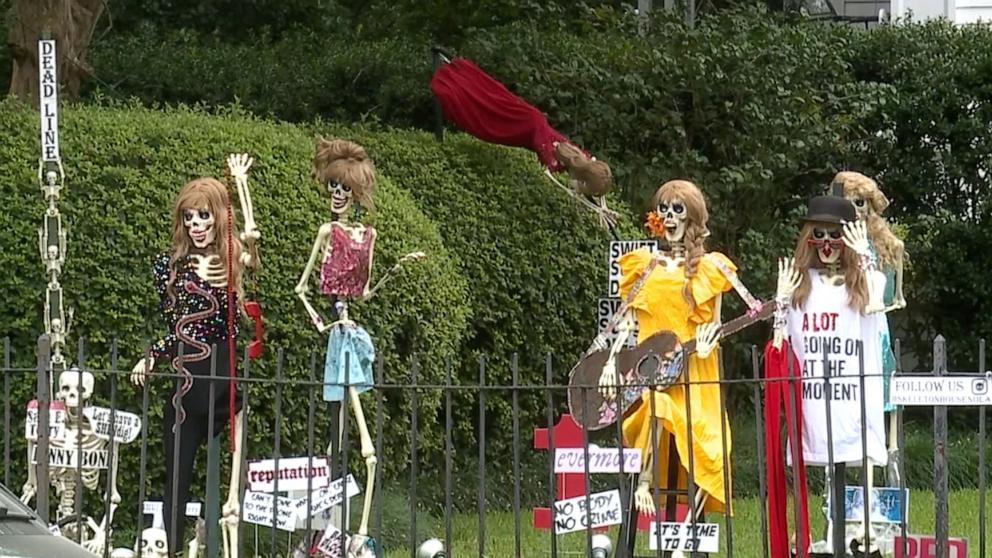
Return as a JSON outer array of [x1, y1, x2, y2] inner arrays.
[[554, 446, 641, 474], [38, 39, 60, 162], [552, 489, 623, 534]]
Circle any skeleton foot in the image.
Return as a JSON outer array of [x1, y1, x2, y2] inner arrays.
[[633, 481, 656, 515], [82, 517, 107, 555], [220, 499, 240, 558]]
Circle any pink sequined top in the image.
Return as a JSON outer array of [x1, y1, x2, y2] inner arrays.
[[320, 223, 376, 299]]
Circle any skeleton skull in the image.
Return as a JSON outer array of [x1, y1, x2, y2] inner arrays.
[[845, 194, 871, 221], [656, 199, 687, 244], [140, 528, 169, 558], [183, 206, 216, 249], [327, 179, 353, 215], [45, 170, 58, 187], [47, 245, 58, 260], [58, 368, 94, 410], [810, 226, 844, 265]]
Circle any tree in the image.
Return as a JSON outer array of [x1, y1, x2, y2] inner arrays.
[[7, 0, 106, 104]]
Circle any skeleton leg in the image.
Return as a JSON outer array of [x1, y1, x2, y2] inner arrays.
[[221, 410, 246, 558], [886, 411, 901, 485], [349, 387, 377, 536], [21, 440, 37, 504], [85, 443, 122, 555]]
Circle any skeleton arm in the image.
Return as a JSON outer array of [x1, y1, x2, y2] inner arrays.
[[886, 239, 907, 312], [361, 250, 427, 302], [773, 258, 802, 350], [843, 220, 885, 314], [598, 308, 636, 400], [296, 223, 332, 332], [227, 154, 259, 267]]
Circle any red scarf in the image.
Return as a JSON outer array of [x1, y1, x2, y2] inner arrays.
[[764, 340, 811, 558]]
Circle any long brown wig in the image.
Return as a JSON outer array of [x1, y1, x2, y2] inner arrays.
[[314, 137, 376, 211], [167, 177, 245, 307], [651, 180, 710, 310], [552, 141, 612, 197], [832, 171, 904, 269], [791, 221, 869, 314]]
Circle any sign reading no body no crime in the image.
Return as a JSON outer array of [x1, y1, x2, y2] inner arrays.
[[890, 375, 992, 406]]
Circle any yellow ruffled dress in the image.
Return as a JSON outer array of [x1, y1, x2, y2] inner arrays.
[[618, 248, 735, 514]]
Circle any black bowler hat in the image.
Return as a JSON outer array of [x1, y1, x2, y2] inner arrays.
[[803, 183, 856, 224]]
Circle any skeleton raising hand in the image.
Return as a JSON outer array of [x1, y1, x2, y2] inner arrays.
[[773, 257, 801, 349], [226, 153, 260, 246], [841, 219, 871, 257]]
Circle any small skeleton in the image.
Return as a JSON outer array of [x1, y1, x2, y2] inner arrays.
[[37, 160, 71, 370]]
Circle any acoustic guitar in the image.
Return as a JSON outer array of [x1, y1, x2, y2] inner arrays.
[[567, 300, 774, 431]]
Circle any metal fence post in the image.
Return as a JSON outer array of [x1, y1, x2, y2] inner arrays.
[[933, 335, 949, 558], [35, 333, 52, 521]]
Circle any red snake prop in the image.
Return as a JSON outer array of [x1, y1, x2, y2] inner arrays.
[[170, 279, 219, 431]]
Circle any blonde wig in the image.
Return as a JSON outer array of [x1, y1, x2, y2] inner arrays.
[[651, 180, 710, 310], [831, 171, 904, 269], [167, 177, 245, 307], [553, 142, 612, 197], [791, 221, 869, 314], [314, 137, 376, 211]]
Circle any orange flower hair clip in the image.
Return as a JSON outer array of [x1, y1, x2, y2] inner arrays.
[[645, 210, 666, 238]]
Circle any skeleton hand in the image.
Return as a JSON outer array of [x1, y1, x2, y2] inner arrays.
[[591, 334, 609, 352], [842, 219, 872, 257], [399, 251, 427, 264], [776, 257, 802, 300], [695, 321, 721, 359], [130, 357, 154, 387], [82, 518, 107, 555], [599, 358, 618, 400], [226, 153, 253, 184]]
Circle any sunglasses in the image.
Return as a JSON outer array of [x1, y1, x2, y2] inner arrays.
[[806, 228, 844, 248], [245, 300, 264, 359]]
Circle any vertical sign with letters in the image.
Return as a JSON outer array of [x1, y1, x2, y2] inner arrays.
[[38, 39, 60, 162]]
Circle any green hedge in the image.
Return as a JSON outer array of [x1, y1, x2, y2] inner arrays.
[[0, 98, 475, 531]]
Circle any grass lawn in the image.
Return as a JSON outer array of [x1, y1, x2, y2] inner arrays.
[[372, 489, 987, 558]]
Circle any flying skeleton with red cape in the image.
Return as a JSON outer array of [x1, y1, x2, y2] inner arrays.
[[430, 50, 618, 228]]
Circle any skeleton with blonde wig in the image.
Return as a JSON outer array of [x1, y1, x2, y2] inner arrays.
[[296, 138, 424, 557], [130, 155, 259, 558], [597, 179, 761, 528], [771, 188, 888, 558]]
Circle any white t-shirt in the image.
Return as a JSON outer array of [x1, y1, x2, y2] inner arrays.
[[785, 268, 888, 467]]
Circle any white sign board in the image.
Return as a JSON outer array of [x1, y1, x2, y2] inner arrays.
[[552, 489, 623, 534], [294, 474, 361, 520], [83, 406, 142, 443], [554, 446, 641, 474], [890, 375, 992, 406], [597, 298, 639, 348], [608, 240, 659, 297], [242, 491, 298, 532], [38, 39, 60, 162], [834, 486, 908, 524], [247, 456, 331, 492], [143, 500, 202, 518], [316, 523, 345, 557], [25, 400, 67, 441], [31, 445, 108, 469], [649, 522, 720, 552]]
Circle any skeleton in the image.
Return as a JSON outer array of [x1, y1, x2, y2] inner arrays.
[[296, 139, 425, 556], [596, 183, 758, 539], [773, 211, 884, 558], [37, 159, 71, 371], [43, 368, 124, 556], [130, 153, 256, 558]]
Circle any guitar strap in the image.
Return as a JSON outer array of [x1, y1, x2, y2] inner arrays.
[[588, 253, 661, 355], [708, 254, 764, 316]]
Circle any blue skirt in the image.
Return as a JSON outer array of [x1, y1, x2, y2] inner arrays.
[[323, 324, 375, 402]]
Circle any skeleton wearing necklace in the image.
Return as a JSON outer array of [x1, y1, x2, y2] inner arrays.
[[598, 180, 759, 521], [295, 138, 424, 556], [130, 155, 258, 558]]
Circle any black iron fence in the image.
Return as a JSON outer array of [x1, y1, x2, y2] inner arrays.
[[1, 334, 989, 558]]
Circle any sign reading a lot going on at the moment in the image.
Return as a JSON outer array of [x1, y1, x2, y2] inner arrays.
[[890, 375, 992, 406], [607, 240, 659, 298]]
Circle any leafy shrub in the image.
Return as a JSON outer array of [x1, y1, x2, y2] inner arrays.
[[0, 97, 472, 538]]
